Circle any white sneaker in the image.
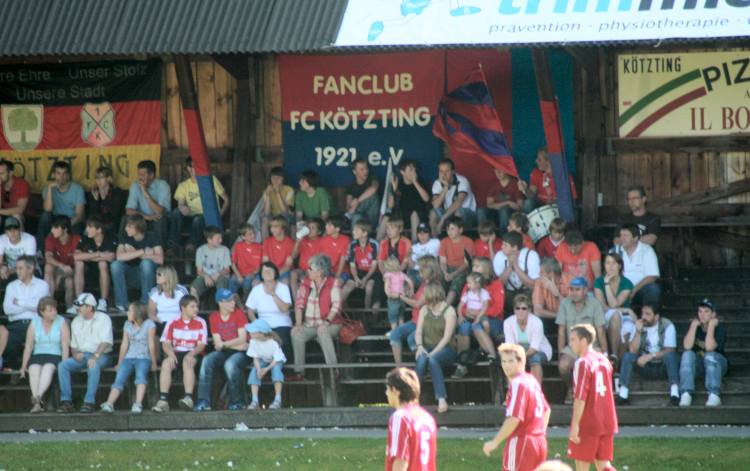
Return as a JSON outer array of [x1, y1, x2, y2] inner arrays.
[[269, 400, 282, 410], [451, 365, 468, 379], [177, 396, 194, 411], [706, 393, 721, 407], [152, 400, 170, 413], [679, 392, 692, 407], [97, 299, 108, 312], [131, 403, 143, 414], [100, 402, 114, 413]]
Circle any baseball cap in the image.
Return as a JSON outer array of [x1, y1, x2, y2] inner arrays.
[[3, 217, 20, 230], [215, 288, 234, 303], [697, 298, 716, 311], [569, 277, 588, 288], [246, 318, 272, 334], [416, 222, 430, 233], [74, 293, 97, 307]]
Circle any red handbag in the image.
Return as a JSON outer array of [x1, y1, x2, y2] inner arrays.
[[338, 313, 366, 345]]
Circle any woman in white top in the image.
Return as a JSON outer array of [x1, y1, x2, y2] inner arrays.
[[147, 265, 188, 343], [502, 294, 553, 385], [245, 262, 293, 357]]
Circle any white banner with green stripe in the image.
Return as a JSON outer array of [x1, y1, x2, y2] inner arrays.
[[618, 50, 750, 138]]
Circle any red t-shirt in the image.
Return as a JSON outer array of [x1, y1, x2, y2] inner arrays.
[[506, 371, 550, 438], [45, 234, 81, 267], [536, 236, 563, 259], [573, 350, 619, 437], [208, 308, 248, 342], [160, 316, 208, 352], [349, 239, 378, 272], [438, 236, 475, 269], [320, 234, 351, 274], [297, 236, 322, 271], [262, 236, 294, 272], [378, 237, 412, 264], [522, 233, 535, 251], [386, 403, 437, 471], [555, 241, 600, 287], [474, 238, 502, 259], [231, 240, 263, 277], [529, 168, 578, 204], [459, 279, 505, 319], [2, 176, 30, 214], [410, 285, 426, 323], [486, 177, 524, 205]]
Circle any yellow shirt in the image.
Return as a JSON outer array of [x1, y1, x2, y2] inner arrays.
[[265, 185, 295, 216], [174, 177, 225, 215]]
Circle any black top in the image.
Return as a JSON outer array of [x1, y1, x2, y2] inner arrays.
[[394, 180, 429, 226], [346, 175, 377, 199], [86, 187, 127, 229], [693, 323, 727, 357], [118, 232, 160, 266], [621, 211, 661, 238], [77, 233, 117, 255]]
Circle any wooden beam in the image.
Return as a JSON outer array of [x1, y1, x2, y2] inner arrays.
[[211, 54, 250, 81], [580, 49, 604, 231], [610, 136, 750, 153], [598, 204, 748, 222], [652, 177, 750, 207], [228, 57, 255, 235], [694, 229, 750, 252]]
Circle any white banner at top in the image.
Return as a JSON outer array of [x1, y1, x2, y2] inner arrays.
[[335, 0, 750, 47]]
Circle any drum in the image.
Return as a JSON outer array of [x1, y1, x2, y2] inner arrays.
[[527, 204, 560, 242]]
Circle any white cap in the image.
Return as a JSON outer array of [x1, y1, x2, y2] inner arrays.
[[74, 293, 97, 307]]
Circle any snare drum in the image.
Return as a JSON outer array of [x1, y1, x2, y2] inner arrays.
[[527, 204, 560, 242]]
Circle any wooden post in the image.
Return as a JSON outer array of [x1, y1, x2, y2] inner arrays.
[[581, 49, 605, 231]]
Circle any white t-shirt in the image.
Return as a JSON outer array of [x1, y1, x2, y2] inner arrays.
[[643, 321, 676, 354], [431, 173, 477, 212], [246, 337, 286, 363], [614, 242, 660, 286], [245, 283, 293, 328], [0, 232, 36, 269], [411, 239, 440, 269], [461, 288, 490, 312], [492, 248, 541, 290], [149, 284, 189, 324]]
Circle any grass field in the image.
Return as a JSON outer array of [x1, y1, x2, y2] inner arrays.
[[1, 437, 746, 470]]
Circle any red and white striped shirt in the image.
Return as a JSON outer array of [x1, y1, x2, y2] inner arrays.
[[505, 371, 550, 438], [386, 403, 436, 471], [160, 316, 208, 352]]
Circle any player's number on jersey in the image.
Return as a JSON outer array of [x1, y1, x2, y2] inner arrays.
[[595, 370, 607, 397], [419, 430, 431, 465], [534, 389, 545, 418]]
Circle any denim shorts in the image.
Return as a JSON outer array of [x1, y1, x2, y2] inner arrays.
[[112, 358, 151, 390]]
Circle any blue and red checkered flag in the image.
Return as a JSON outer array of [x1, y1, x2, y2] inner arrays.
[[433, 66, 518, 178]]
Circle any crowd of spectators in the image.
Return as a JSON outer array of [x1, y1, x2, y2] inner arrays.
[[0, 153, 729, 414]]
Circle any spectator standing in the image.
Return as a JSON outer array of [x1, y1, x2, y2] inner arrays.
[[125, 160, 171, 247], [438, 216, 475, 306], [320, 216, 351, 282], [612, 223, 661, 307], [535, 217, 566, 259], [479, 168, 524, 234], [168, 157, 229, 252], [245, 262, 294, 360], [152, 295, 207, 412], [503, 295, 553, 384], [229, 223, 263, 298], [44, 216, 81, 310], [618, 185, 661, 246], [295, 170, 331, 221], [38, 160, 86, 243], [85, 166, 126, 237], [190, 226, 231, 299], [525, 148, 577, 212], [345, 159, 380, 228], [99, 302, 157, 414], [74, 216, 116, 311], [386, 159, 430, 242], [407, 223, 440, 285], [0, 160, 31, 224], [111, 215, 163, 310], [617, 304, 679, 406], [493, 231, 541, 313], [56, 293, 113, 413], [290, 218, 323, 299], [342, 221, 380, 309], [0, 216, 36, 283], [261, 167, 295, 239], [246, 318, 287, 410], [554, 229, 601, 289], [262, 216, 294, 283], [429, 158, 477, 236], [680, 298, 728, 407], [1, 256, 49, 369], [414, 283, 458, 413], [19, 297, 69, 413], [195, 289, 249, 411]]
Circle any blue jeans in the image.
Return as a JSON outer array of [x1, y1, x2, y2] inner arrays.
[[248, 359, 285, 385], [631, 283, 661, 307], [167, 210, 206, 248], [477, 207, 513, 234], [620, 350, 679, 388], [415, 346, 457, 400], [111, 259, 157, 306], [387, 298, 404, 326], [456, 317, 503, 337], [58, 353, 112, 403], [197, 350, 249, 406], [350, 196, 380, 228], [680, 350, 727, 396], [112, 358, 151, 390], [389, 321, 417, 350], [228, 274, 259, 298], [528, 351, 548, 366]]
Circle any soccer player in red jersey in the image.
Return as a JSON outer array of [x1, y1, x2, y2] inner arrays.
[[567, 324, 619, 471], [385, 367, 437, 471], [484, 343, 550, 471]]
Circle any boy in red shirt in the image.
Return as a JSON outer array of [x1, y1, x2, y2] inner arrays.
[[536, 217, 566, 259], [474, 221, 502, 259], [230, 223, 263, 299], [262, 216, 294, 283], [290, 218, 323, 299], [44, 215, 81, 311], [438, 216, 475, 306], [320, 216, 351, 283], [153, 295, 208, 412], [378, 217, 412, 273], [555, 228, 601, 289], [483, 343, 550, 471], [508, 212, 536, 251], [343, 221, 380, 308], [567, 324, 619, 471]]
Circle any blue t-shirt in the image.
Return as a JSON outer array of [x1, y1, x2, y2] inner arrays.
[[42, 182, 85, 217], [126, 179, 172, 215]]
